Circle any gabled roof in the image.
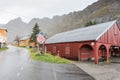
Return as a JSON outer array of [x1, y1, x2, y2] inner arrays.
[[46, 20, 117, 44], [20, 35, 30, 40], [0, 26, 7, 32]]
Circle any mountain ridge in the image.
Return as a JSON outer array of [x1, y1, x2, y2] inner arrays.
[[4, 0, 120, 43]]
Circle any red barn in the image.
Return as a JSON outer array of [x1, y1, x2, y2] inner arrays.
[[45, 20, 120, 64]]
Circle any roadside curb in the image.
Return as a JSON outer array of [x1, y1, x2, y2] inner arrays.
[[111, 61, 120, 63], [72, 61, 96, 80]]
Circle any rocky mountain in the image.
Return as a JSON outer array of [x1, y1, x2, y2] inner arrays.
[[4, 0, 120, 43], [4, 17, 29, 42]]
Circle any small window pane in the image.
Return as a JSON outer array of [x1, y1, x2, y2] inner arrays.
[[53, 46, 56, 53], [65, 47, 70, 54]]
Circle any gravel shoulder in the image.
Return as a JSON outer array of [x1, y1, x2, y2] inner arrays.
[[74, 62, 120, 80]]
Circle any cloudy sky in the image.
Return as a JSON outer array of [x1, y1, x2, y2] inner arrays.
[[0, 0, 98, 24]]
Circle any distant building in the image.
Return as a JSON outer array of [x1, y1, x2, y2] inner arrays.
[[45, 20, 120, 64], [0, 27, 7, 48], [19, 35, 34, 47]]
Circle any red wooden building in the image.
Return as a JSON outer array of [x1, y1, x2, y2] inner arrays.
[[45, 20, 120, 64]]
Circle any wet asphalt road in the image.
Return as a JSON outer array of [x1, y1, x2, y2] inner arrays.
[[0, 45, 95, 80]]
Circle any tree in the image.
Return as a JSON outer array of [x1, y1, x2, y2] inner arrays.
[[85, 21, 97, 27], [30, 23, 40, 46], [14, 35, 20, 46]]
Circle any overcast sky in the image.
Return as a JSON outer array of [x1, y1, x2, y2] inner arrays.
[[0, 0, 98, 24]]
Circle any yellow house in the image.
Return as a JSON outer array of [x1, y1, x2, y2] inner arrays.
[[0, 28, 7, 48], [19, 35, 34, 47]]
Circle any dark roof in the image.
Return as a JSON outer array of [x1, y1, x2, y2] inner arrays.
[[46, 20, 117, 44]]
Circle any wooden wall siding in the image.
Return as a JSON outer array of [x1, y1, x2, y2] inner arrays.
[[98, 23, 120, 46], [0, 29, 6, 37]]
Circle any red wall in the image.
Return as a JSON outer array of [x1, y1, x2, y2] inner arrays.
[[46, 42, 80, 60], [98, 23, 120, 46], [46, 41, 96, 60]]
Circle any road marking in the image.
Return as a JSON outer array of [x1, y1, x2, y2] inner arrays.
[[17, 73, 20, 77], [52, 64, 57, 80]]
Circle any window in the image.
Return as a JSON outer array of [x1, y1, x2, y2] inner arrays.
[[53, 46, 56, 53], [65, 46, 70, 54], [22, 41, 25, 45]]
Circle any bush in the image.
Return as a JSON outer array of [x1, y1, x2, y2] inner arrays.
[[35, 53, 41, 56]]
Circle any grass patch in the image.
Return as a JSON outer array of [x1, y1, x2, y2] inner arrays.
[[28, 48, 71, 64], [20, 46, 27, 48], [0, 47, 8, 51]]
